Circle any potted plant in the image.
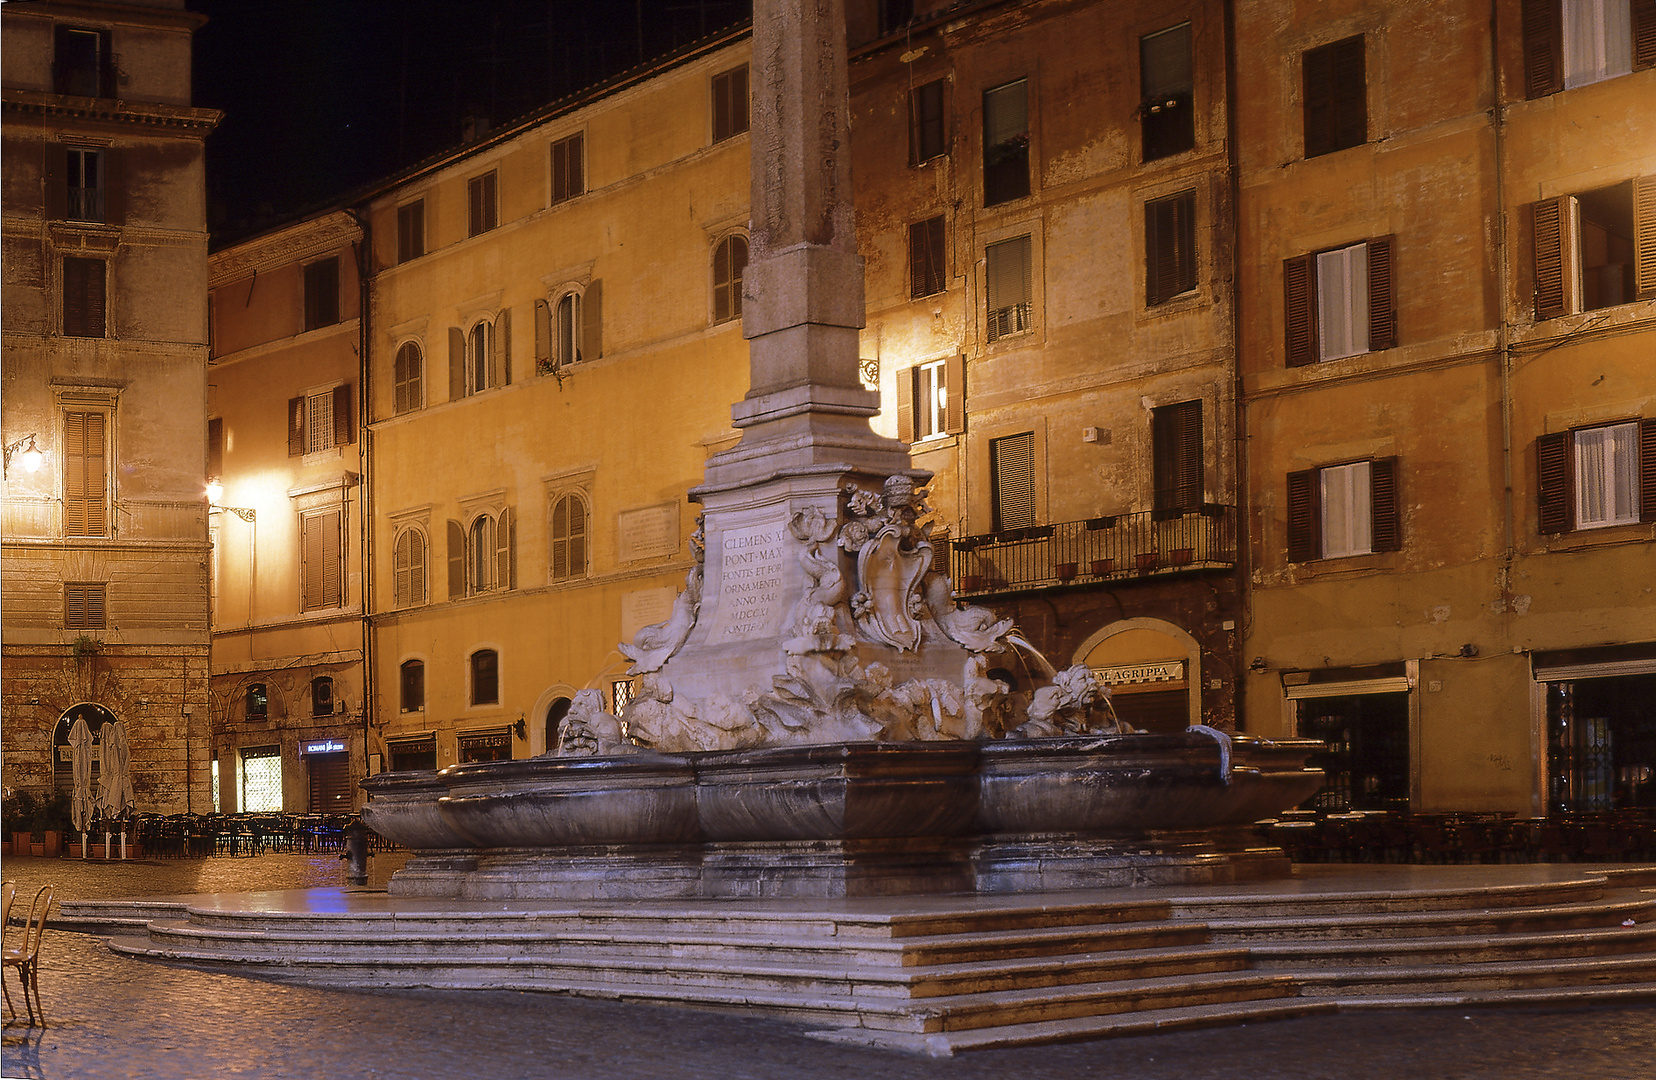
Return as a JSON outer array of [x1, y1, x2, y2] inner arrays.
[[1090, 558, 1115, 576], [32, 790, 71, 857], [2, 789, 39, 856], [1166, 548, 1194, 566]]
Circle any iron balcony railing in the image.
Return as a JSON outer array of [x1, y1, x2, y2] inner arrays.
[[946, 504, 1236, 596]]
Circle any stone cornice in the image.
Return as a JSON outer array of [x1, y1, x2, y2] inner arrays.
[[209, 212, 362, 285], [2, 90, 220, 132]]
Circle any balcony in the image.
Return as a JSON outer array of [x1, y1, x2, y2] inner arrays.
[[946, 505, 1236, 597]]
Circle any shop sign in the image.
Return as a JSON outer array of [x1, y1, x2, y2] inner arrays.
[[1093, 661, 1185, 685], [302, 739, 347, 755]]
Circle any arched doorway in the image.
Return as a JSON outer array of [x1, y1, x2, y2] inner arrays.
[[1074, 619, 1200, 733], [53, 703, 117, 795], [544, 697, 572, 751]]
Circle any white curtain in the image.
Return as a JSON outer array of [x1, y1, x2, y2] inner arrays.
[[1564, 0, 1633, 89], [1320, 460, 1372, 558], [1317, 243, 1370, 361], [1574, 423, 1638, 527]]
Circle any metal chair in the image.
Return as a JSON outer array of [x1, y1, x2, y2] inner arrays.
[[2, 884, 54, 1025]]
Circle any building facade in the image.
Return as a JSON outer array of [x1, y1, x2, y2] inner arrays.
[[1, 0, 219, 812]]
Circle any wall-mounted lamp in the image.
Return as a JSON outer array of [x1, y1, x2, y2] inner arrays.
[[513, 718, 527, 740], [4, 434, 45, 478], [1248, 657, 1268, 672], [206, 478, 256, 522]]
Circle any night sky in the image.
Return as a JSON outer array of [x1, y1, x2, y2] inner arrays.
[[189, 0, 751, 242]]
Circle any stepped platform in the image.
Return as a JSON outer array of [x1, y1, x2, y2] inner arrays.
[[61, 863, 1656, 1057]]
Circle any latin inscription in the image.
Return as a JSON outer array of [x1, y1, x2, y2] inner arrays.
[[617, 503, 679, 563], [707, 519, 790, 640]]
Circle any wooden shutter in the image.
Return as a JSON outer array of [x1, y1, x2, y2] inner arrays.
[[496, 507, 515, 591], [46, 144, 68, 221], [64, 583, 107, 629], [102, 147, 124, 226], [1369, 456, 1401, 552], [1633, 176, 1656, 300], [1152, 401, 1202, 513], [393, 530, 411, 607], [910, 217, 945, 298], [302, 513, 335, 609], [332, 384, 353, 446], [63, 257, 106, 337], [990, 432, 1037, 532], [1636, 0, 1656, 69], [1366, 236, 1397, 350], [1146, 193, 1195, 306], [944, 354, 965, 435], [447, 519, 466, 598], [1303, 42, 1335, 158], [1284, 254, 1319, 366], [583, 280, 602, 361], [1332, 36, 1367, 151], [896, 366, 916, 443], [207, 417, 223, 478], [287, 396, 305, 456], [1286, 468, 1320, 562], [1536, 430, 1573, 535], [64, 412, 108, 537], [1640, 418, 1656, 523], [449, 326, 465, 400], [1522, 0, 1564, 98], [534, 298, 552, 368], [495, 309, 511, 385], [1530, 197, 1570, 321]]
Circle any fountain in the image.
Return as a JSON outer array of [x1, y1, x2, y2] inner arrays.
[[360, 0, 1322, 900]]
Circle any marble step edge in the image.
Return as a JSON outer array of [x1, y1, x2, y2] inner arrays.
[[1330, 980, 1656, 1010], [1204, 896, 1656, 938], [1163, 876, 1613, 917], [1290, 952, 1656, 994], [1249, 924, 1656, 965]]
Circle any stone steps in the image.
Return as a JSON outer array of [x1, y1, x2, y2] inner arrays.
[[1205, 896, 1656, 942], [1251, 923, 1656, 968]]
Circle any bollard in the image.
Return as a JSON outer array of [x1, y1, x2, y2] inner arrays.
[[340, 817, 371, 886]]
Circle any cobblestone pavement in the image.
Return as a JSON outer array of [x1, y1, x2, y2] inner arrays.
[[4, 854, 1655, 1080]]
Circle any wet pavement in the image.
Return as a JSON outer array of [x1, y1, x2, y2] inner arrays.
[[4, 853, 1656, 1079]]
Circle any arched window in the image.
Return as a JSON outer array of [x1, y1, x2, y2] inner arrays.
[[311, 675, 335, 716], [470, 649, 499, 706], [713, 234, 748, 324], [467, 321, 491, 394], [393, 342, 423, 414], [545, 696, 572, 748], [550, 492, 588, 581], [451, 509, 515, 596], [400, 659, 425, 712], [393, 527, 427, 608], [245, 683, 268, 720], [556, 292, 581, 366]]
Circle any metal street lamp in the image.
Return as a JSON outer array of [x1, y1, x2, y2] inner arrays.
[[3, 434, 46, 478]]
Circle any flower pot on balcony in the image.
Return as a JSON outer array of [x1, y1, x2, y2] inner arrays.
[[1135, 553, 1160, 572], [959, 575, 985, 592], [1167, 548, 1194, 566], [1090, 559, 1115, 576], [1055, 562, 1078, 581]]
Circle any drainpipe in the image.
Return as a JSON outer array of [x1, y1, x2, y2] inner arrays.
[[1222, 0, 1249, 732], [350, 207, 375, 800]]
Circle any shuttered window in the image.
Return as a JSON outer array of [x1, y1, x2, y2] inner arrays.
[[63, 257, 106, 338], [470, 650, 500, 706], [1285, 237, 1396, 365], [985, 234, 1033, 341], [551, 133, 584, 204], [303, 257, 339, 330], [399, 660, 425, 713], [909, 79, 946, 165], [447, 519, 466, 599], [1145, 190, 1197, 306], [393, 527, 427, 608], [54, 25, 113, 98], [287, 385, 353, 454], [556, 293, 582, 366], [394, 342, 422, 414], [1524, 0, 1655, 97], [900, 356, 964, 443], [64, 582, 107, 629], [301, 508, 344, 610], [63, 410, 108, 537], [1303, 35, 1366, 158], [1531, 179, 1656, 318], [1151, 401, 1203, 515], [990, 431, 1037, 533], [1287, 458, 1403, 560], [1540, 420, 1656, 533], [66, 147, 104, 222], [1140, 22, 1194, 162], [713, 235, 748, 324], [397, 200, 424, 263], [468, 171, 497, 236], [461, 510, 515, 595], [551, 493, 588, 582], [910, 216, 946, 298], [712, 65, 749, 143], [983, 78, 1030, 206]]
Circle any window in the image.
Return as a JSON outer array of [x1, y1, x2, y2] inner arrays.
[[713, 234, 748, 324], [63, 410, 108, 537], [1524, 0, 1656, 97], [300, 508, 344, 610], [54, 25, 113, 98], [393, 342, 423, 414], [909, 216, 946, 298], [1145, 190, 1197, 306], [63, 256, 106, 337], [983, 78, 1030, 206], [555, 293, 581, 366], [65, 148, 104, 221], [388, 736, 436, 771], [1302, 35, 1367, 158], [64, 582, 107, 629], [551, 133, 584, 204], [1287, 458, 1402, 561], [400, 660, 425, 713], [712, 65, 749, 142], [909, 79, 946, 165], [545, 697, 572, 747], [287, 385, 353, 455], [240, 745, 283, 812], [1530, 178, 1656, 319], [449, 314, 511, 398], [393, 527, 427, 608], [1151, 401, 1203, 515], [470, 649, 500, 706], [1284, 238, 1397, 364], [1141, 23, 1194, 162], [207, 417, 224, 479], [245, 683, 269, 720], [550, 493, 588, 582], [897, 356, 964, 443], [468, 171, 497, 236], [1537, 419, 1656, 533], [311, 676, 335, 717], [304, 258, 339, 330], [612, 679, 636, 714], [985, 234, 1032, 341], [397, 200, 425, 263], [448, 509, 515, 597], [990, 431, 1037, 533]]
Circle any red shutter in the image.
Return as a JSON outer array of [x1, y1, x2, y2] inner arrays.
[[332, 384, 353, 446], [1636, 0, 1656, 69], [1370, 456, 1401, 552], [1284, 254, 1319, 366], [1522, 0, 1564, 98], [1531, 197, 1568, 320], [1536, 430, 1573, 535], [944, 354, 966, 435], [896, 365, 915, 443], [583, 280, 602, 361], [1303, 43, 1335, 158], [1633, 176, 1656, 300], [1639, 418, 1656, 524], [287, 396, 305, 456], [1286, 468, 1320, 562], [1367, 236, 1396, 351], [447, 519, 466, 599]]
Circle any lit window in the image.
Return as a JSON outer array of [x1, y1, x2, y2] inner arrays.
[[400, 660, 425, 713], [1529, 179, 1653, 320]]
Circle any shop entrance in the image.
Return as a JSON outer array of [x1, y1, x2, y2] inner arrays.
[[1297, 693, 1410, 812], [308, 752, 352, 814], [1546, 673, 1656, 812]]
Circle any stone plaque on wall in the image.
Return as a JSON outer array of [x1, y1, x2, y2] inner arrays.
[[701, 516, 790, 642], [620, 586, 677, 643], [617, 503, 679, 563]]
